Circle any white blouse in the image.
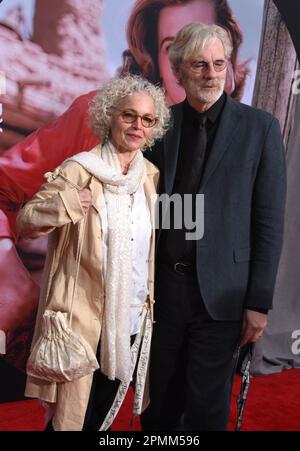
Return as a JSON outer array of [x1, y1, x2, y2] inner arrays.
[[99, 184, 152, 335]]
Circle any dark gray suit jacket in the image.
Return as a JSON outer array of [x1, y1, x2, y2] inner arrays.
[[145, 93, 287, 321]]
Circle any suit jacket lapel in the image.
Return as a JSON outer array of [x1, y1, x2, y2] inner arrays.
[[143, 168, 158, 230], [163, 102, 184, 195], [199, 94, 242, 191]]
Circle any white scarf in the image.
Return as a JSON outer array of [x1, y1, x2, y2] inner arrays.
[[68, 140, 145, 383]]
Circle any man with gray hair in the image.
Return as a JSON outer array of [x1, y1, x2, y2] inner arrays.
[[142, 22, 286, 430]]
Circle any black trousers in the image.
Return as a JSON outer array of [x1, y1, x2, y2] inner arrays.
[[83, 334, 137, 430], [82, 369, 120, 431], [141, 262, 241, 431]]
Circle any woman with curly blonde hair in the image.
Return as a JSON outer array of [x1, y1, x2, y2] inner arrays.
[[17, 75, 170, 431]]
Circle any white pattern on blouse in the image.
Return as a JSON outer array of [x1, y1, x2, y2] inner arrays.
[[100, 184, 152, 335]]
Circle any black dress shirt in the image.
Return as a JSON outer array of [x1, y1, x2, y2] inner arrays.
[[173, 92, 226, 194], [158, 93, 226, 265]]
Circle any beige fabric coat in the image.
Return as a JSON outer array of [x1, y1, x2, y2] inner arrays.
[[16, 145, 159, 431]]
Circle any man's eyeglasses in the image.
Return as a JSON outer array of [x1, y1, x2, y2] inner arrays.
[[185, 59, 228, 74], [113, 108, 158, 128]]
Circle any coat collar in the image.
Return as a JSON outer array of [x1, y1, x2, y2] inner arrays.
[[163, 102, 183, 195], [163, 93, 243, 194], [199, 94, 242, 191]]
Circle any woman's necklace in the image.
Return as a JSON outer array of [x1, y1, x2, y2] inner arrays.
[[121, 162, 130, 174]]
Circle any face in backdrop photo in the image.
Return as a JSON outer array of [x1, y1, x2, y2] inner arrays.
[[157, 0, 219, 104], [159, 0, 240, 105], [119, 0, 262, 105]]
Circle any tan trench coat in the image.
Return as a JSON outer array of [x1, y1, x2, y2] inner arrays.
[[16, 145, 159, 431]]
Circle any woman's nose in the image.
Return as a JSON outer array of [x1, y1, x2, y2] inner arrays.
[[132, 117, 143, 128]]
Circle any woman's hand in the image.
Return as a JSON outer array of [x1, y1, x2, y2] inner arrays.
[[78, 188, 92, 213]]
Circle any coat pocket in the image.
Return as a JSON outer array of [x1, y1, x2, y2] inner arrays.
[[233, 247, 251, 263]]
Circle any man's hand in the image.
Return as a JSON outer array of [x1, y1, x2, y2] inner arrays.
[[240, 309, 268, 347], [78, 187, 92, 213], [0, 238, 40, 335]]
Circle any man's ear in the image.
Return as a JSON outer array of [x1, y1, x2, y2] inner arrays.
[[173, 66, 183, 86]]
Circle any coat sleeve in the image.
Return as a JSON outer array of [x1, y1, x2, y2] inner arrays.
[[16, 162, 88, 240], [244, 117, 287, 310], [0, 91, 99, 242]]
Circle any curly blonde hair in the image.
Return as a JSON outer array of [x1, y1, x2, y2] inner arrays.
[[89, 75, 170, 148]]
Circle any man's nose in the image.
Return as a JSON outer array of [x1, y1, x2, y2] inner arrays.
[[205, 63, 218, 78]]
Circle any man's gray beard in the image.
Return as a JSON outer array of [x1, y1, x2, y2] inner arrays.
[[195, 85, 224, 104], [185, 78, 225, 104]]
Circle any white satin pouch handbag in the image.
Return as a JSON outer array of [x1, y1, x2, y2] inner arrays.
[[26, 195, 99, 383], [26, 309, 99, 382]]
